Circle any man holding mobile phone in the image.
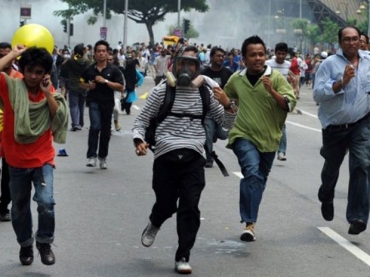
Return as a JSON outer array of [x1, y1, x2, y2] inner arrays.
[[0, 45, 69, 266]]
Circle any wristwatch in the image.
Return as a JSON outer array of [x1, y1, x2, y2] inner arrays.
[[104, 79, 108, 84], [225, 100, 237, 113], [226, 100, 236, 109]]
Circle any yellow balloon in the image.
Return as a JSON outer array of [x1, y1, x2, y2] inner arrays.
[[12, 24, 54, 54]]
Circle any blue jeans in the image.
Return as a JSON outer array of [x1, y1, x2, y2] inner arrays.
[[69, 90, 86, 128], [319, 113, 370, 224], [87, 101, 113, 159], [278, 124, 287, 154], [9, 164, 55, 247], [204, 116, 228, 161], [232, 138, 275, 223]]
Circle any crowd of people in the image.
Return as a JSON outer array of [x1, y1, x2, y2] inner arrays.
[[0, 25, 370, 275]]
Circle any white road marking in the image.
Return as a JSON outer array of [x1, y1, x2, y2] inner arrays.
[[299, 110, 318, 118], [286, 120, 321, 132], [318, 227, 370, 266], [233, 172, 243, 179], [133, 105, 140, 110]]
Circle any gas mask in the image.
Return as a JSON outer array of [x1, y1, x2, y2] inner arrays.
[[177, 66, 194, 86], [171, 55, 200, 87]]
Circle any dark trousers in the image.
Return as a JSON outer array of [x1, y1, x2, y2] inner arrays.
[[318, 113, 370, 224], [149, 149, 206, 262], [0, 157, 10, 214], [87, 102, 113, 159]]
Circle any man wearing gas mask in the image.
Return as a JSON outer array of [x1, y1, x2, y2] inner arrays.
[[133, 45, 237, 274]]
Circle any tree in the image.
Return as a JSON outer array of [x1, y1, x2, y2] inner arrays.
[[319, 18, 340, 52], [54, 0, 209, 46], [291, 18, 309, 52], [306, 23, 320, 47]]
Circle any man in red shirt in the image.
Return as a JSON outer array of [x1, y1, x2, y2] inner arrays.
[[289, 51, 301, 99], [0, 45, 68, 266]]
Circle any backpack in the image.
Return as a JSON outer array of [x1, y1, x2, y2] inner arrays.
[[145, 84, 229, 176], [145, 84, 210, 150]]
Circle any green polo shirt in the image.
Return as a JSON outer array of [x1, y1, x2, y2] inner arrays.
[[224, 67, 296, 152]]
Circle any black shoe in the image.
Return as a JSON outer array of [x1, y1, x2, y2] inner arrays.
[[348, 220, 367, 235], [321, 201, 334, 221], [36, 242, 55, 265], [19, 245, 34, 266], [0, 212, 11, 221], [205, 160, 213, 168]]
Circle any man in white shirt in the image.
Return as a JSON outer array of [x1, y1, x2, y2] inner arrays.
[[153, 49, 171, 85], [265, 42, 294, 162]]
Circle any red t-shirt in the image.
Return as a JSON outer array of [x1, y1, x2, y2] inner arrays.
[[0, 73, 55, 168], [290, 58, 300, 75]]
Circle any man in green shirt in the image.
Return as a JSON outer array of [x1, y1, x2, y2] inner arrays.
[[224, 36, 296, 242]]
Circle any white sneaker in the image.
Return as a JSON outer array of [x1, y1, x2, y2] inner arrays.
[[141, 222, 159, 247], [114, 121, 122, 131], [86, 157, 97, 167], [99, 158, 107, 169], [277, 152, 287, 161], [240, 223, 256, 242], [175, 258, 192, 274]]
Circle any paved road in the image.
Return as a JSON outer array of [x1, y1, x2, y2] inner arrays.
[[1, 78, 370, 277]]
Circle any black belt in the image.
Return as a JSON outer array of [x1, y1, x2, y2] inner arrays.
[[326, 113, 369, 132]]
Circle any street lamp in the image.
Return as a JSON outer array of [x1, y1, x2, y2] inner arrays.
[[335, 2, 349, 21]]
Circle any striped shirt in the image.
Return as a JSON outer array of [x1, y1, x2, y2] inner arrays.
[[133, 83, 236, 159], [313, 48, 370, 129], [265, 59, 291, 77]]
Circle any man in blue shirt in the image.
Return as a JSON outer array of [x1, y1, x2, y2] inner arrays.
[[314, 26, 370, 235]]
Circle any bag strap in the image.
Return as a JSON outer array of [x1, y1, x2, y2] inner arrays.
[[200, 85, 229, 177]]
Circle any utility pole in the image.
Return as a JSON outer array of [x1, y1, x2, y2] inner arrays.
[[177, 0, 181, 28], [103, 0, 107, 27], [123, 0, 128, 49]]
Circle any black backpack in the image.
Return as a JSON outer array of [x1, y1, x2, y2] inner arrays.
[[145, 84, 210, 149], [145, 84, 229, 176]]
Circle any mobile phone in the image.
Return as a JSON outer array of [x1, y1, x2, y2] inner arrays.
[[42, 78, 49, 87]]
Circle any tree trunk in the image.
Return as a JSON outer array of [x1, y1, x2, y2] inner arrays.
[[146, 23, 155, 47]]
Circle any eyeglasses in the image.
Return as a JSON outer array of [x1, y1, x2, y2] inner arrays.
[[342, 37, 360, 44], [360, 40, 367, 44]]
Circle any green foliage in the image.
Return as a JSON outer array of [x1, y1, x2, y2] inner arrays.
[[291, 18, 308, 35], [55, 0, 209, 45], [319, 18, 339, 45], [357, 20, 368, 34], [306, 24, 320, 44]]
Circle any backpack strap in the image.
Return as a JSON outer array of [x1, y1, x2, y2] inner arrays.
[[200, 85, 229, 177], [157, 84, 175, 124]]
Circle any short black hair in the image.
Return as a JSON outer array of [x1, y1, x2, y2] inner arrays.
[[274, 42, 288, 53], [18, 47, 53, 74], [210, 46, 226, 57], [361, 32, 369, 44], [94, 40, 110, 52], [73, 43, 85, 57], [338, 26, 361, 42], [0, 42, 11, 50], [241, 36, 266, 57]]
